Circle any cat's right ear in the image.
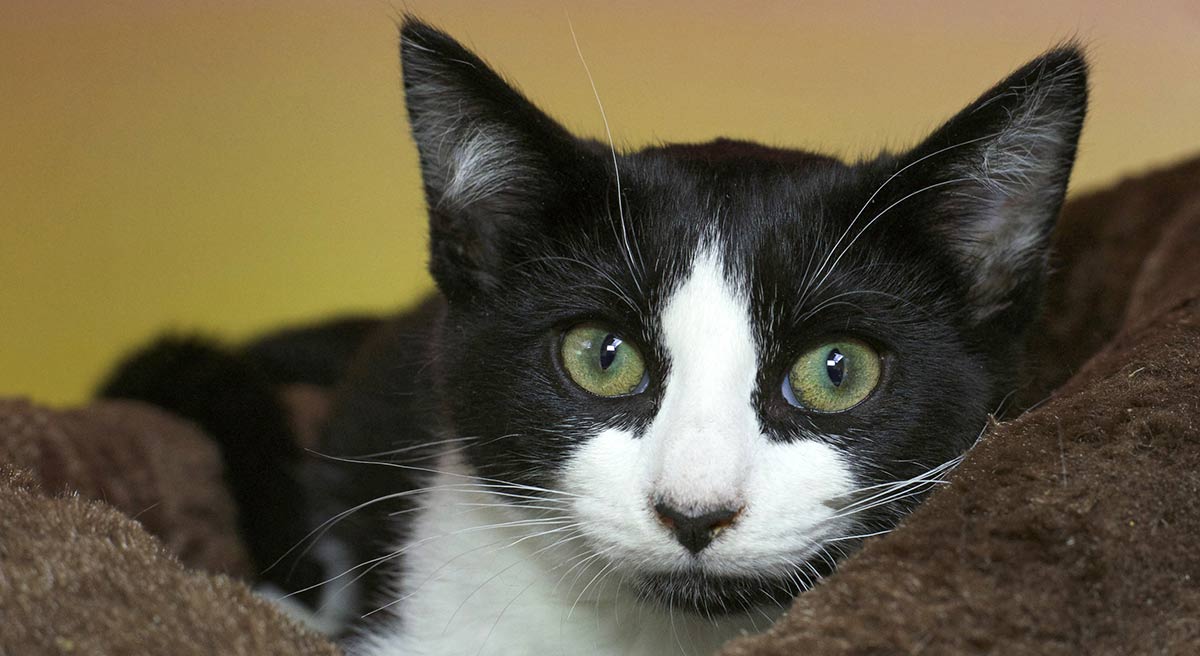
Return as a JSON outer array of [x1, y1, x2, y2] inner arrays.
[[400, 18, 590, 301]]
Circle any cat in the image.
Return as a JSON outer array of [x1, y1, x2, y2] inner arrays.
[[101, 16, 1088, 656]]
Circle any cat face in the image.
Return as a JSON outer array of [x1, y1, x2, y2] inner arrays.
[[400, 20, 1086, 614]]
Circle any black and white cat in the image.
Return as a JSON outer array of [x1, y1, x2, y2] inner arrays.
[[102, 16, 1088, 656]]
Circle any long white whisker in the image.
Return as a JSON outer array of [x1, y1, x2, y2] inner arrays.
[[361, 518, 578, 619], [269, 477, 575, 575], [309, 451, 585, 499], [567, 14, 645, 294], [336, 434, 487, 460], [829, 457, 964, 519], [510, 255, 640, 313], [826, 407, 1002, 532], [809, 176, 974, 297], [803, 134, 995, 305], [296, 516, 576, 612], [567, 558, 617, 620]]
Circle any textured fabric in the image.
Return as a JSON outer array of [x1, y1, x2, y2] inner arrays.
[[0, 398, 251, 577], [0, 467, 339, 656]]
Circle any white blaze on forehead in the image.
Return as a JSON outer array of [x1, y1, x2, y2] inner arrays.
[[645, 246, 760, 511]]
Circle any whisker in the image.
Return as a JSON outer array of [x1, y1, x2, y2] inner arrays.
[[321, 516, 573, 595], [269, 476, 578, 576], [802, 133, 995, 307], [510, 255, 640, 313], [361, 518, 580, 620], [308, 451, 586, 499], [476, 578, 540, 656], [808, 176, 974, 298], [822, 527, 896, 543], [438, 524, 586, 633], [568, 558, 617, 620], [568, 14, 645, 294], [335, 434, 488, 461]]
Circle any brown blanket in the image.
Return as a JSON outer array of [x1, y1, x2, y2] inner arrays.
[[3, 157, 1199, 655], [0, 401, 337, 655]]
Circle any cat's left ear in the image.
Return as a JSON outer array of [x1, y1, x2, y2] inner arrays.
[[400, 18, 597, 301], [901, 46, 1088, 325]]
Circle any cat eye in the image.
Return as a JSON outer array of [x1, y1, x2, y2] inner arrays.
[[783, 338, 881, 413], [561, 324, 648, 398]]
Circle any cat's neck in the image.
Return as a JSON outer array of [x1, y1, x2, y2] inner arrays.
[[351, 453, 771, 656]]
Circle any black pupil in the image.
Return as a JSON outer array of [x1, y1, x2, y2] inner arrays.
[[825, 349, 846, 387], [599, 334, 622, 370]]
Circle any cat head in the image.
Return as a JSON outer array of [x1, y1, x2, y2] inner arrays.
[[400, 19, 1086, 613]]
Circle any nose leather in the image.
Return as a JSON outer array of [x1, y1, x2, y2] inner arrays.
[[654, 502, 742, 554]]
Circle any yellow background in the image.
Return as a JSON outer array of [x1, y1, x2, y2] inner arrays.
[[3, 1, 1199, 405]]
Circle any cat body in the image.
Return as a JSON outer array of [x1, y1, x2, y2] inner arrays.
[[102, 17, 1088, 656], [334, 20, 1086, 650]]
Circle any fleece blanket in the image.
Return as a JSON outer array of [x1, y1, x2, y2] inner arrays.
[[2, 156, 1199, 655]]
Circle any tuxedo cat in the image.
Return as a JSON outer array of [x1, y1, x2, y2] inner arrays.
[[102, 17, 1087, 656]]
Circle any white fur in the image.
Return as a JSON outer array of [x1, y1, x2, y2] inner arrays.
[[354, 247, 856, 655], [442, 127, 528, 207], [405, 74, 534, 210], [649, 248, 759, 512], [352, 457, 761, 656]]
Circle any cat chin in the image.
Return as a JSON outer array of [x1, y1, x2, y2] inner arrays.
[[631, 568, 806, 616]]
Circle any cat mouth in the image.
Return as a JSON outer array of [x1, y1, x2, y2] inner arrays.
[[632, 565, 824, 616]]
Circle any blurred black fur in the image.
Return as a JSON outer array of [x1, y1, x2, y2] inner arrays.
[[97, 317, 381, 601]]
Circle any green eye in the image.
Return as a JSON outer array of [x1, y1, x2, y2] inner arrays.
[[784, 338, 881, 413], [561, 324, 648, 397]]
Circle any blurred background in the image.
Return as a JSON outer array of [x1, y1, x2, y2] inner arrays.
[[3, 0, 1199, 405]]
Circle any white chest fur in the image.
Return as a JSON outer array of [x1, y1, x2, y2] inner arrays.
[[350, 461, 766, 656]]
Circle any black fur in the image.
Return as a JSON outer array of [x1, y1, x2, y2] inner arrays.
[[245, 315, 383, 386], [302, 300, 445, 625], [96, 318, 379, 602], [384, 19, 1087, 615]]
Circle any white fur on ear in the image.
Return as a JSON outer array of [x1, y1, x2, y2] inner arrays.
[[402, 72, 539, 210], [400, 22, 563, 215], [442, 128, 532, 209], [929, 49, 1088, 321], [399, 19, 584, 298]]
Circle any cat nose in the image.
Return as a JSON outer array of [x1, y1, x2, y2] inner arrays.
[[653, 502, 743, 555]]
